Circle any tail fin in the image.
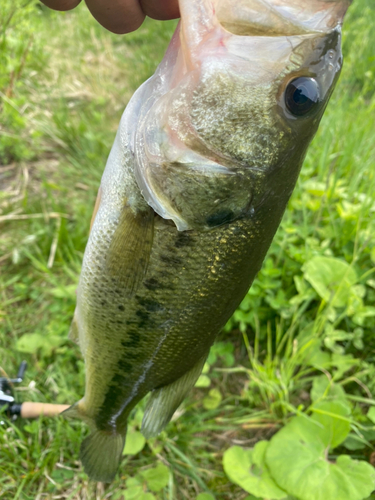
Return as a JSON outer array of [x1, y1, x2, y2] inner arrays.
[[62, 402, 126, 482], [80, 429, 125, 483]]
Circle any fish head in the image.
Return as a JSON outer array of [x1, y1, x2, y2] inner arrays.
[[134, 0, 351, 230]]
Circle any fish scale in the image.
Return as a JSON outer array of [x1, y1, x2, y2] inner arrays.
[[64, 0, 352, 483]]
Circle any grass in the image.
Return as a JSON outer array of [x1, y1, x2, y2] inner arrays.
[[1, 0, 375, 499]]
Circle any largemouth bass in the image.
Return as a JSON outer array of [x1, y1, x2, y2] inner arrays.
[[65, 0, 351, 482]]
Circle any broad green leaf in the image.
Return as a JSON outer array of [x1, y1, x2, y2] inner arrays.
[[140, 463, 169, 492], [310, 401, 351, 449], [202, 362, 210, 374], [196, 494, 216, 500], [195, 375, 211, 388], [331, 353, 359, 378], [124, 489, 142, 500], [132, 407, 145, 428], [311, 375, 348, 403], [213, 341, 235, 367], [303, 256, 357, 307], [50, 284, 77, 299], [16, 333, 44, 354], [304, 180, 326, 196], [112, 490, 126, 500], [297, 326, 331, 369], [124, 478, 143, 500], [371, 248, 375, 266], [324, 328, 352, 353], [123, 430, 146, 455], [343, 434, 367, 451], [146, 436, 164, 455], [203, 388, 222, 410], [302, 344, 331, 369], [16, 333, 64, 356], [223, 443, 288, 499], [126, 478, 141, 487], [367, 407, 375, 424], [125, 490, 155, 500], [266, 416, 375, 500]]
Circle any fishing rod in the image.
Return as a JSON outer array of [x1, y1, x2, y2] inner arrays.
[[0, 361, 69, 422]]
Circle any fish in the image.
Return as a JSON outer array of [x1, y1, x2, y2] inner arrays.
[[64, 0, 351, 483]]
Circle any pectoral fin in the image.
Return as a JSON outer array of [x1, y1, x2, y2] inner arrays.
[[90, 186, 102, 233], [106, 204, 154, 295], [68, 313, 79, 344], [141, 355, 207, 438]]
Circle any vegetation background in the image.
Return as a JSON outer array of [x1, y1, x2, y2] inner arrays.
[[0, 0, 375, 499]]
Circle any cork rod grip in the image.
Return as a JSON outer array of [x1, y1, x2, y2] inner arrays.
[[20, 402, 70, 418]]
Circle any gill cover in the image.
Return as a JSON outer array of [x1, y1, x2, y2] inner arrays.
[[132, 0, 351, 231]]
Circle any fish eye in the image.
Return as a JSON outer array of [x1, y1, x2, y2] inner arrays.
[[285, 77, 320, 117]]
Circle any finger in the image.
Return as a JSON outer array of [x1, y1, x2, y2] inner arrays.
[[139, 0, 180, 20], [40, 0, 82, 11], [85, 0, 145, 34]]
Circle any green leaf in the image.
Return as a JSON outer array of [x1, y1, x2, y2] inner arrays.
[[123, 430, 146, 455], [196, 494, 216, 500], [124, 477, 156, 500], [212, 341, 235, 367], [310, 401, 351, 449], [203, 388, 222, 410], [297, 327, 331, 369], [195, 375, 211, 388], [362, 428, 375, 442], [16, 333, 64, 357], [124, 478, 143, 500], [367, 407, 375, 424], [371, 248, 375, 266], [343, 434, 367, 451], [223, 443, 288, 499], [310, 376, 348, 405], [265, 416, 375, 500], [50, 284, 77, 299], [303, 256, 357, 307], [140, 463, 169, 492], [16, 333, 44, 354], [125, 491, 155, 500], [331, 353, 359, 378]]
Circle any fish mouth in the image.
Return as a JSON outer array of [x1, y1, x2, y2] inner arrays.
[[214, 0, 352, 36]]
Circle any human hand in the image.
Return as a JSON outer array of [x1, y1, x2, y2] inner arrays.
[[40, 0, 180, 34]]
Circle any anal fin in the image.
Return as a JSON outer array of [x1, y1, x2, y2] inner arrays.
[[62, 400, 93, 427], [141, 355, 207, 439]]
